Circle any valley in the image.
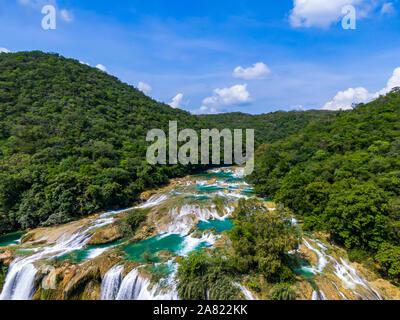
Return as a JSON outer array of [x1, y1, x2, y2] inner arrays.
[[1, 167, 398, 300]]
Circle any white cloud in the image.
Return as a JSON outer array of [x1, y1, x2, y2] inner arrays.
[[0, 48, 10, 53], [137, 81, 152, 94], [169, 93, 184, 109], [322, 67, 400, 110], [376, 67, 400, 96], [60, 9, 73, 23], [289, 0, 375, 29], [96, 64, 107, 72], [380, 2, 395, 15], [194, 84, 251, 114], [79, 61, 89, 66], [202, 84, 251, 107], [192, 105, 218, 115], [233, 62, 270, 80], [322, 87, 374, 110]]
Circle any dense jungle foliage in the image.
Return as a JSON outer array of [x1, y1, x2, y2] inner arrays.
[[0, 51, 207, 233], [199, 110, 336, 146], [0, 51, 327, 234], [247, 90, 400, 282], [177, 199, 300, 300]]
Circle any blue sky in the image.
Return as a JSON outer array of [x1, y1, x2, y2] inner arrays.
[[1, 0, 400, 114]]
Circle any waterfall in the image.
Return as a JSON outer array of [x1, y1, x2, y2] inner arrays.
[[312, 290, 328, 300], [178, 233, 216, 256], [0, 230, 93, 300], [0, 261, 37, 300], [115, 269, 145, 300], [302, 238, 382, 300], [100, 265, 124, 300], [136, 195, 168, 209], [233, 283, 258, 300], [115, 267, 179, 300]]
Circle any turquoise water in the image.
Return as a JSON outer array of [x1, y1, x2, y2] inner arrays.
[[58, 239, 125, 263], [263, 197, 273, 201], [241, 188, 255, 194], [0, 231, 25, 247], [195, 171, 234, 179], [197, 219, 235, 233], [197, 185, 225, 192], [184, 195, 211, 201], [122, 234, 212, 262]]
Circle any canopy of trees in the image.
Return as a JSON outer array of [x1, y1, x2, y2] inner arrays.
[[247, 90, 400, 281], [200, 110, 336, 147], [0, 51, 328, 234], [0, 51, 207, 232]]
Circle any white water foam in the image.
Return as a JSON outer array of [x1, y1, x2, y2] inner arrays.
[[100, 265, 124, 300], [115, 268, 178, 300]]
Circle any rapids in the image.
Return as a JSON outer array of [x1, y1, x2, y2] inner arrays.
[[0, 167, 387, 300]]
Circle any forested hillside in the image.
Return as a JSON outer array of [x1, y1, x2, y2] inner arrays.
[[199, 111, 336, 146], [247, 90, 400, 281], [0, 51, 207, 233], [0, 51, 327, 234]]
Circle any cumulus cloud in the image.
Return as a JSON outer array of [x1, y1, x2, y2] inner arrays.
[[169, 93, 184, 109], [322, 87, 374, 110], [289, 0, 375, 29], [137, 81, 152, 94], [322, 67, 400, 110], [194, 84, 251, 114], [380, 2, 395, 15], [192, 105, 218, 115], [96, 64, 107, 72], [60, 9, 73, 23], [0, 48, 10, 53], [376, 67, 400, 96], [203, 84, 251, 107], [79, 61, 89, 66], [233, 62, 270, 80]]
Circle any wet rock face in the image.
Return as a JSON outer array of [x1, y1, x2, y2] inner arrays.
[[0, 250, 13, 265], [88, 224, 122, 245], [2, 167, 400, 301], [0, 261, 8, 292]]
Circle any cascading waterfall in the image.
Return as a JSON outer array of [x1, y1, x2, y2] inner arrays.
[[302, 238, 382, 300], [312, 290, 328, 300], [1, 167, 389, 301], [0, 214, 113, 300], [100, 265, 124, 300], [0, 261, 37, 300], [233, 283, 258, 300], [113, 262, 178, 300], [136, 195, 168, 209]]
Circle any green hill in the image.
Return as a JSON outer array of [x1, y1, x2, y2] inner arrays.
[[0, 51, 208, 232], [0, 51, 344, 237], [247, 90, 400, 281], [199, 110, 336, 146]]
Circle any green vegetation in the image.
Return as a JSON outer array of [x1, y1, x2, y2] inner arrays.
[[177, 250, 244, 300], [0, 51, 207, 233], [229, 199, 299, 282], [247, 89, 400, 282], [0, 51, 332, 234], [0, 260, 7, 292], [200, 110, 336, 146], [269, 283, 297, 300], [177, 199, 300, 299], [116, 208, 149, 238]]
